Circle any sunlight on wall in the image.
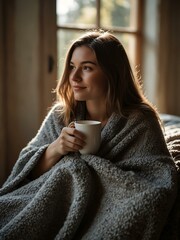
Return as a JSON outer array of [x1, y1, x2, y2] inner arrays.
[[142, 0, 159, 106]]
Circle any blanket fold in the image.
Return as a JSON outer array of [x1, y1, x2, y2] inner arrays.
[[0, 105, 178, 240]]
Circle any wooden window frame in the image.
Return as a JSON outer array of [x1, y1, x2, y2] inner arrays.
[[56, 0, 144, 67]]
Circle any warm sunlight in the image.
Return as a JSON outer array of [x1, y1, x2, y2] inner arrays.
[[56, 0, 76, 14]]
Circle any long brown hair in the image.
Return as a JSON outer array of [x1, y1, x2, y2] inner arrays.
[[56, 29, 158, 125]]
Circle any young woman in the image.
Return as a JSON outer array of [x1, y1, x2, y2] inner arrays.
[[0, 30, 178, 240], [31, 30, 162, 177]]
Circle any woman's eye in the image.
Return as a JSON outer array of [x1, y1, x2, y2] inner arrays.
[[69, 65, 75, 70], [83, 66, 92, 71]]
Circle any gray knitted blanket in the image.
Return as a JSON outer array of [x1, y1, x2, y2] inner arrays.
[[0, 106, 178, 240]]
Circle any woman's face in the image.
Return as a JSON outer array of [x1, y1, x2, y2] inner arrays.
[[69, 46, 108, 103]]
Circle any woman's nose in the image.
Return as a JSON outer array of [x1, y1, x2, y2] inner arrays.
[[71, 68, 82, 82]]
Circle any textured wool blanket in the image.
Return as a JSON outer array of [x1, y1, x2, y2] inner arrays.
[[0, 106, 178, 240]]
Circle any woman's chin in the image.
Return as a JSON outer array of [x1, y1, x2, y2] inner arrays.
[[74, 95, 87, 101]]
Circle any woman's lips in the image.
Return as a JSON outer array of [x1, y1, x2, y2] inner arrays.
[[72, 86, 86, 91]]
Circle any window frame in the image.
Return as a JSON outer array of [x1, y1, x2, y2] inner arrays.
[[56, 0, 144, 67]]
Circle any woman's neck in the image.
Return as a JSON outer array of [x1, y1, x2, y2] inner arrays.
[[86, 101, 110, 126]]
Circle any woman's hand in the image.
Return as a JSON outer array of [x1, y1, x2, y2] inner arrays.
[[30, 125, 86, 178], [52, 126, 86, 156]]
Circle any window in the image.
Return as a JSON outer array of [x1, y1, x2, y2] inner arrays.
[[56, 0, 143, 78]]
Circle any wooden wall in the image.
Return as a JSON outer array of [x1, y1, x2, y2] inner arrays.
[[0, 0, 57, 186], [0, 0, 7, 185], [157, 0, 180, 115]]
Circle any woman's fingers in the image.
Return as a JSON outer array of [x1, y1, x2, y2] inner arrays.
[[66, 127, 85, 140], [58, 127, 86, 154], [66, 127, 86, 148], [68, 121, 75, 128], [66, 134, 85, 151]]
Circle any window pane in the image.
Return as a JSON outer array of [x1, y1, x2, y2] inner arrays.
[[56, 0, 97, 27], [57, 29, 84, 78], [101, 0, 135, 28]]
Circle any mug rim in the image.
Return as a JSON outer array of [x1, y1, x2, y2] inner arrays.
[[75, 120, 101, 125]]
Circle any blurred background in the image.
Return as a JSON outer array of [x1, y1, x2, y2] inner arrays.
[[0, 0, 180, 186]]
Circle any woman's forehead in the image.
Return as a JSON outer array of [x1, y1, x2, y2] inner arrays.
[[71, 46, 97, 63]]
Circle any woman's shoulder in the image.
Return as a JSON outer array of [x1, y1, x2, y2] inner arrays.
[[47, 102, 64, 117], [42, 102, 65, 127], [129, 107, 158, 121], [127, 108, 161, 130], [50, 102, 63, 112]]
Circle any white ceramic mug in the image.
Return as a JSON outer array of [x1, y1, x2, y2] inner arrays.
[[75, 120, 101, 154]]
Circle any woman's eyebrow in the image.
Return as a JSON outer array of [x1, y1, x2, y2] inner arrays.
[[70, 60, 97, 65], [82, 61, 97, 65]]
